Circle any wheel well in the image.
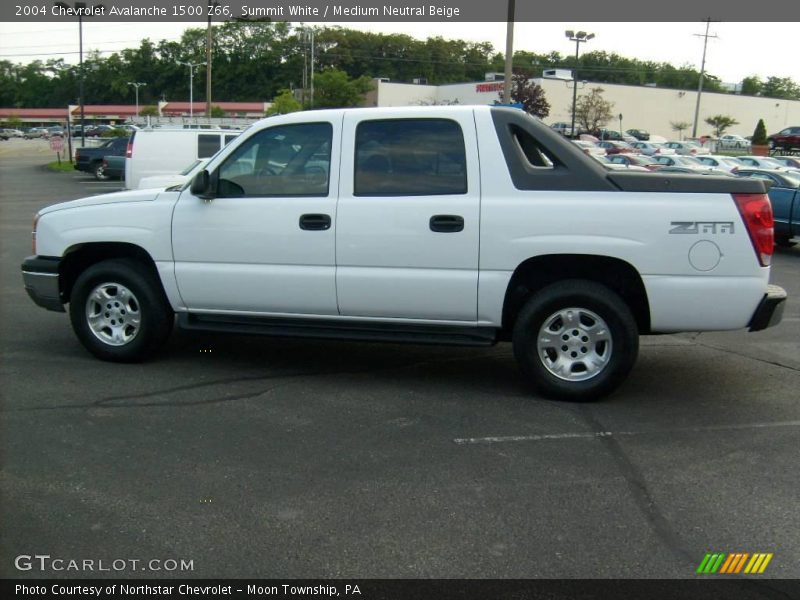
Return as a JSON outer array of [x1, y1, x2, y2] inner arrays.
[[59, 243, 159, 303], [501, 254, 651, 337]]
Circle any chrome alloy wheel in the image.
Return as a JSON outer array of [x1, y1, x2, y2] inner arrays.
[[85, 282, 141, 346], [536, 307, 612, 382]]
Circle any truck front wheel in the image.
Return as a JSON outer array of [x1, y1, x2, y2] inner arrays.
[[512, 280, 638, 401], [69, 259, 173, 362]]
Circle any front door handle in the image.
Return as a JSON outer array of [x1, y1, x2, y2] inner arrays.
[[429, 214, 464, 233], [299, 214, 331, 231]]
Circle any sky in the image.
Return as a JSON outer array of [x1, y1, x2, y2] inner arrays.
[[1, 21, 799, 86]]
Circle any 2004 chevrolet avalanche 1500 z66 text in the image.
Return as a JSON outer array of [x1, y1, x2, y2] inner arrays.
[[21, 106, 787, 401]]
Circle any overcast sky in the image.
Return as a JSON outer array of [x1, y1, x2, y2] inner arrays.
[[1, 21, 798, 86]]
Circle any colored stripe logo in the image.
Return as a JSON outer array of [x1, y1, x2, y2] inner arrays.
[[697, 553, 773, 574]]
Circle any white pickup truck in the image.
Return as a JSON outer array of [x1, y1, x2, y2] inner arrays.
[[22, 106, 787, 401]]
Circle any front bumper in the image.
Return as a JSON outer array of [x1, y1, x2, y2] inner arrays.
[[21, 256, 65, 312], [748, 285, 787, 332]]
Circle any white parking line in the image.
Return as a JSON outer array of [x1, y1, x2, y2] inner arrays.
[[453, 419, 800, 445]]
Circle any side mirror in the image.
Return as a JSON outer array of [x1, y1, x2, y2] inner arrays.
[[190, 170, 214, 199]]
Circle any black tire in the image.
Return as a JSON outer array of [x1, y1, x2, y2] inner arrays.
[[93, 162, 108, 180], [512, 280, 639, 402], [69, 259, 173, 362], [775, 235, 797, 248]]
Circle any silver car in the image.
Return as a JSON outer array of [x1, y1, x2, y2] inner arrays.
[[694, 155, 745, 173], [663, 141, 711, 156], [630, 141, 676, 156]]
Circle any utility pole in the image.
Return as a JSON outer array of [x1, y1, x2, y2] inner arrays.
[[502, 0, 515, 104], [206, 2, 219, 115], [691, 18, 717, 139], [308, 27, 315, 108]]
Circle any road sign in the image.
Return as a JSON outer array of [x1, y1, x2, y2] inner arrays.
[[49, 136, 64, 152]]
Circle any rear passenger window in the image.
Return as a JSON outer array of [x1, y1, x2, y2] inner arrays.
[[354, 119, 466, 196], [198, 134, 221, 158]]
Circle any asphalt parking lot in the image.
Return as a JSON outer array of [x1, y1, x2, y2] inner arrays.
[[1, 141, 799, 582]]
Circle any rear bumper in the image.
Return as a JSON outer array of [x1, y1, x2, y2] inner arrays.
[[748, 285, 787, 332], [21, 256, 65, 312]]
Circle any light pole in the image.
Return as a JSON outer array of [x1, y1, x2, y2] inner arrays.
[[54, 1, 102, 147], [566, 30, 594, 138], [177, 61, 206, 118], [127, 82, 146, 117]]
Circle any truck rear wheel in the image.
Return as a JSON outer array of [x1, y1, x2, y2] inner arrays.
[[512, 280, 638, 401], [93, 162, 108, 181], [69, 259, 173, 362]]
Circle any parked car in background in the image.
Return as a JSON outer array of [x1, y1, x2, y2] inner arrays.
[[626, 129, 650, 141], [590, 155, 650, 171], [734, 168, 800, 247], [717, 134, 750, 150], [550, 122, 574, 136], [23, 127, 48, 139], [630, 141, 676, 156], [85, 124, 117, 137], [652, 155, 724, 173], [656, 166, 734, 177], [767, 126, 800, 152], [606, 154, 662, 170], [694, 155, 745, 173], [98, 156, 126, 181], [771, 156, 800, 169], [593, 128, 626, 141], [1, 128, 23, 139], [74, 136, 129, 178], [597, 140, 636, 155], [571, 139, 606, 157], [47, 126, 65, 137], [736, 156, 791, 170], [664, 141, 711, 156]]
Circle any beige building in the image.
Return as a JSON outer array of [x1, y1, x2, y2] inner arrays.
[[365, 77, 800, 140]]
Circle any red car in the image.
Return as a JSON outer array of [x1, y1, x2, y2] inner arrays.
[[597, 140, 636, 155], [768, 126, 800, 152]]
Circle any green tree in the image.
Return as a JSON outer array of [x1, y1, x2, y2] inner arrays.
[[760, 76, 800, 100], [139, 105, 159, 116], [705, 115, 739, 137], [752, 119, 768, 145], [571, 87, 614, 133], [312, 69, 373, 108], [266, 89, 302, 115], [670, 120, 691, 141], [209, 105, 226, 117], [740, 75, 762, 96]]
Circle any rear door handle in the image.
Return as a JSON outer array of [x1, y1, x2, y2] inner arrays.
[[429, 214, 464, 233], [299, 214, 331, 231]]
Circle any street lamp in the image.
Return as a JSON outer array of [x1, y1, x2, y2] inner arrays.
[[566, 30, 594, 138], [54, 1, 103, 148], [177, 61, 207, 118], [127, 82, 146, 117]]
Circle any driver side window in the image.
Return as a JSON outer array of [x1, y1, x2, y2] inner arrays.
[[217, 123, 332, 197]]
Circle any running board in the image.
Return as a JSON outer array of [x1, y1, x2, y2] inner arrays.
[[177, 313, 498, 347]]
